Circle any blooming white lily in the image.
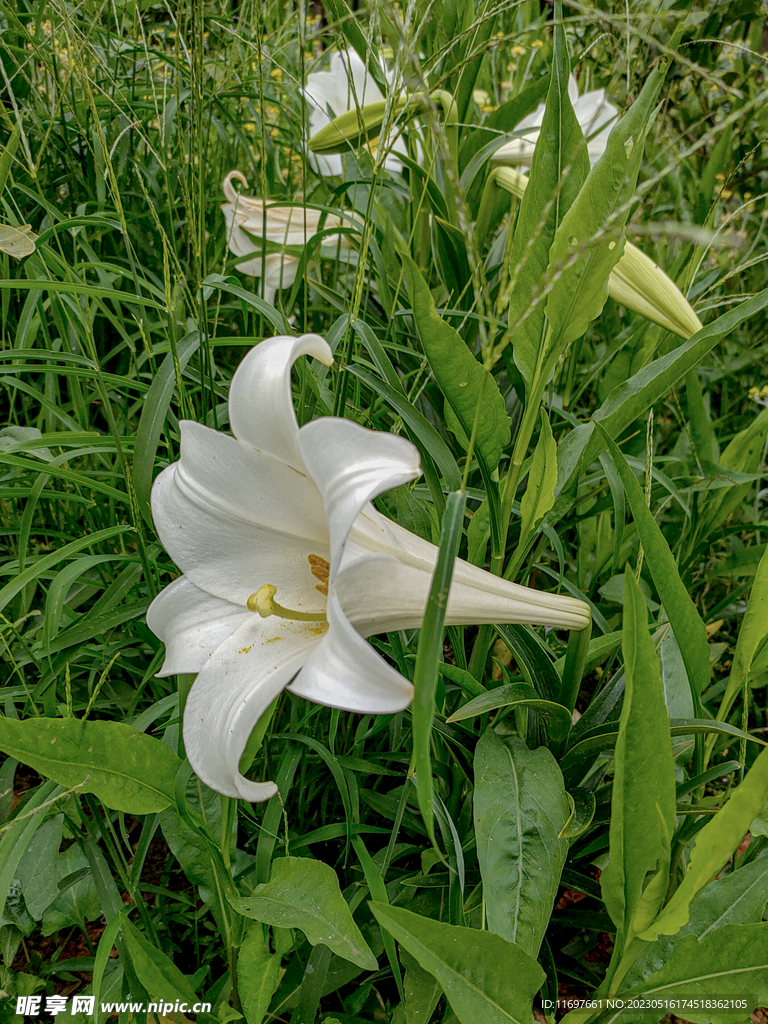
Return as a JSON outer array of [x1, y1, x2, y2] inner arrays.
[[147, 335, 590, 801], [221, 171, 359, 305], [302, 50, 407, 176], [492, 74, 619, 168]]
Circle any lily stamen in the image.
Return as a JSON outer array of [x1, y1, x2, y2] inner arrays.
[[247, 584, 327, 622]]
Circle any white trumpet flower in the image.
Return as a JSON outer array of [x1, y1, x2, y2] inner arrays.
[[221, 171, 359, 305], [302, 50, 407, 176], [492, 74, 619, 168], [147, 335, 590, 801]]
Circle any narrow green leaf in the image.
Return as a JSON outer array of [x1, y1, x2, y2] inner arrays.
[[601, 573, 676, 958], [0, 718, 181, 814], [550, 287, 768, 523], [370, 902, 545, 1024], [507, 11, 589, 393], [412, 491, 467, 846], [542, 60, 670, 377], [715, 547, 768, 735], [518, 410, 558, 547], [473, 731, 570, 957], [133, 333, 200, 526], [639, 744, 768, 940], [121, 915, 198, 1001], [402, 256, 509, 472], [601, 429, 710, 699], [447, 683, 571, 745], [229, 856, 377, 971]]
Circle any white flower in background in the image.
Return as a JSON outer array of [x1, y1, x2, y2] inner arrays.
[[147, 335, 590, 802], [302, 50, 407, 176], [492, 74, 619, 168], [221, 171, 359, 305]]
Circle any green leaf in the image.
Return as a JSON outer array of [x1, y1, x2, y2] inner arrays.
[[507, 13, 589, 394], [229, 856, 377, 971], [473, 731, 570, 957], [16, 814, 63, 920], [639, 744, 768, 941], [618, 924, 768, 1024], [542, 60, 670, 378], [447, 683, 571, 746], [370, 901, 545, 1024], [623, 855, 768, 990], [412, 491, 467, 846], [133, 332, 200, 526], [601, 429, 710, 698], [518, 411, 558, 548], [714, 546, 768, 744], [238, 925, 281, 1024], [121, 914, 199, 1001], [698, 406, 768, 541], [601, 573, 676, 959], [402, 255, 509, 472], [550, 287, 768, 524], [41, 844, 101, 936], [0, 718, 181, 814], [402, 949, 441, 1024]]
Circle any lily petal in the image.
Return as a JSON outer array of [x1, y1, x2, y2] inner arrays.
[[288, 588, 413, 713], [183, 617, 321, 801], [228, 334, 333, 467], [147, 577, 249, 675], [297, 417, 421, 576], [151, 420, 329, 608], [337, 541, 592, 634]]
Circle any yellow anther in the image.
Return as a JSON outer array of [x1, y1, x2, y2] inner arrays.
[[247, 584, 327, 622]]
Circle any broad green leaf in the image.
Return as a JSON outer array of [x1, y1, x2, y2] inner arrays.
[[121, 915, 198, 1002], [402, 949, 441, 1024], [16, 814, 63, 920], [41, 844, 101, 936], [639, 744, 768, 940], [238, 925, 281, 1024], [518, 411, 558, 548], [0, 222, 36, 258], [402, 255, 509, 472], [473, 731, 570, 957], [714, 547, 768, 743], [494, 623, 562, 704], [541, 60, 670, 380], [507, 11, 589, 393], [549, 287, 768, 524], [0, 718, 181, 815], [623, 855, 768, 989], [601, 574, 676, 954], [601, 431, 710, 697], [370, 901, 545, 1024], [0, 786, 56, 926], [447, 682, 571, 746], [618, 924, 768, 1024], [229, 856, 377, 970]]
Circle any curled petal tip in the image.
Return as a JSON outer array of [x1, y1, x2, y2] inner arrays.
[[299, 332, 334, 366], [222, 169, 249, 203]]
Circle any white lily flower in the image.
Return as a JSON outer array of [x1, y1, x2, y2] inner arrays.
[[492, 74, 619, 168], [221, 171, 359, 305], [302, 50, 407, 176], [147, 335, 590, 802]]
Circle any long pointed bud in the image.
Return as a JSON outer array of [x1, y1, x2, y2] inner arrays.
[[494, 166, 702, 340]]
